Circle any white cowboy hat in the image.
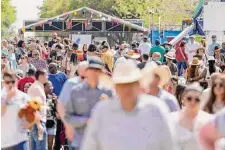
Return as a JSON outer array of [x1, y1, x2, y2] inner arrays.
[[208, 56, 215, 61], [164, 52, 175, 60], [112, 60, 141, 84], [114, 56, 127, 67], [141, 62, 171, 88]]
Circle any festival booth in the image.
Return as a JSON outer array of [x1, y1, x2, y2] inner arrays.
[[20, 7, 149, 45]]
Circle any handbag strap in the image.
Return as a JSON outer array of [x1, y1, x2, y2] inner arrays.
[[205, 54, 208, 62]]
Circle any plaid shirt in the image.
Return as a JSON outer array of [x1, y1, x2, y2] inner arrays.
[[30, 58, 48, 70]]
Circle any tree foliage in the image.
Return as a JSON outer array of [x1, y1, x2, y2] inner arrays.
[[39, 0, 199, 27], [1, 0, 16, 38]]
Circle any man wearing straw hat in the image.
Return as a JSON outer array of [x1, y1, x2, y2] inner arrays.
[[141, 62, 180, 112], [81, 60, 175, 150], [63, 58, 113, 150]]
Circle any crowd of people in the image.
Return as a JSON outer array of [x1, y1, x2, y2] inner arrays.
[[1, 32, 225, 150]]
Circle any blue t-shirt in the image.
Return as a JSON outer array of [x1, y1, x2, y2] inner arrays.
[[48, 72, 67, 96]]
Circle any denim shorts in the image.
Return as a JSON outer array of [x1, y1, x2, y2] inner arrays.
[[47, 127, 56, 136]]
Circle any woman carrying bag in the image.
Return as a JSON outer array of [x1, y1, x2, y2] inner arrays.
[[175, 40, 188, 76]]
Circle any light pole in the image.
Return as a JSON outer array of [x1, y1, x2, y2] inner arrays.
[[149, 9, 154, 44]]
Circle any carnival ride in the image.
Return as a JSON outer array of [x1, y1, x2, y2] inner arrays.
[[170, 0, 225, 46]]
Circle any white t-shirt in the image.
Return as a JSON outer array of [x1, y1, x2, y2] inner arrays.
[[185, 42, 201, 63], [1, 88, 30, 148], [81, 94, 174, 150], [138, 42, 152, 55], [200, 88, 211, 110], [170, 111, 212, 150]]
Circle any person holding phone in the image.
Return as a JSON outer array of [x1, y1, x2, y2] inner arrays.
[[1, 71, 36, 150]]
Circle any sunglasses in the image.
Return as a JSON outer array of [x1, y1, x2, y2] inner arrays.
[[213, 83, 224, 88], [5, 80, 15, 84], [1, 56, 7, 59], [186, 96, 200, 103]]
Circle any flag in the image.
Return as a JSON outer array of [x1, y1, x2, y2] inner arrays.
[[73, 11, 78, 16], [123, 24, 126, 31], [32, 26, 36, 32], [47, 20, 52, 26], [116, 20, 119, 25], [56, 17, 60, 22], [84, 20, 88, 29], [64, 15, 69, 22], [128, 26, 132, 31], [111, 19, 115, 26], [21, 27, 26, 33], [66, 19, 72, 29]]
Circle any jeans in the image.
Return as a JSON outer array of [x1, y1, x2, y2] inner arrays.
[[177, 61, 187, 76], [2, 141, 28, 150], [54, 119, 63, 150], [30, 122, 48, 150], [71, 147, 79, 150]]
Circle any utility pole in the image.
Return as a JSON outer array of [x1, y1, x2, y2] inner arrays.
[[149, 9, 154, 44]]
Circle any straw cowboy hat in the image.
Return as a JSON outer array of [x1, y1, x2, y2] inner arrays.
[[190, 57, 201, 66], [112, 60, 142, 84], [141, 62, 171, 88], [164, 52, 175, 60], [125, 50, 141, 59], [88, 57, 105, 70]]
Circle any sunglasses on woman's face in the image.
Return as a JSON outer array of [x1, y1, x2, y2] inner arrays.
[[186, 96, 200, 103], [213, 82, 224, 88], [4, 80, 15, 84], [1, 56, 7, 59]]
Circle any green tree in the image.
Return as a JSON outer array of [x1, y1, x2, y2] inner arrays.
[[1, 0, 16, 38]]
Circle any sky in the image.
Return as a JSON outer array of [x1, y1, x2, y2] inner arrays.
[[11, 0, 43, 29]]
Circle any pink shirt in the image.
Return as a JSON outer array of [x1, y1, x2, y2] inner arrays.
[[27, 81, 46, 122]]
